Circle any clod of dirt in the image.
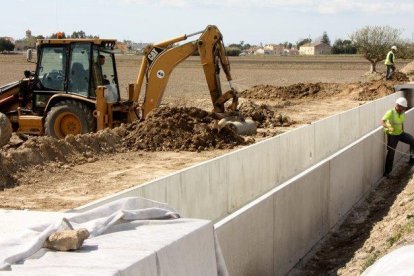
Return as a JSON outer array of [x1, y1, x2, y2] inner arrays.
[[349, 72, 410, 101], [390, 71, 410, 82], [122, 106, 252, 152], [43, 228, 90, 251], [241, 83, 335, 100], [239, 100, 294, 128]]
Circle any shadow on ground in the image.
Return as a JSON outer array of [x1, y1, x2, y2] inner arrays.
[[296, 160, 413, 275]]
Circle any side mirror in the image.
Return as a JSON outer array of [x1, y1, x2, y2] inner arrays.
[[24, 70, 34, 78]]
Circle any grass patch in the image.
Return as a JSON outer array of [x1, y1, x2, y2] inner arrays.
[[386, 218, 414, 248], [362, 218, 414, 272], [362, 252, 379, 271]]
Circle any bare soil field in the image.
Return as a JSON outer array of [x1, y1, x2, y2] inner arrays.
[[1, 53, 414, 274], [0, 53, 411, 211]]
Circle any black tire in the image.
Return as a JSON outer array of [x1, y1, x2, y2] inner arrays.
[[45, 100, 95, 139], [0, 112, 12, 147]]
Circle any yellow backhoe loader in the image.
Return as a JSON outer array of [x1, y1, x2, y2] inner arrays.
[[0, 25, 256, 147]]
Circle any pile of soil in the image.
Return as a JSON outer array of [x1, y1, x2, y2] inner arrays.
[[0, 129, 123, 190], [349, 72, 410, 101], [239, 100, 293, 128], [401, 60, 414, 80], [392, 71, 411, 82], [240, 83, 341, 101], [122, 106, 252, 152], [0, 106, 253, 189]]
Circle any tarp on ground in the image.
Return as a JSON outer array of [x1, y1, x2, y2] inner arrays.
[[0, 197, 228, 276]]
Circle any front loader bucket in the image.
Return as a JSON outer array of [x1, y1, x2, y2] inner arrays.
[[218, 116, 257, 136]]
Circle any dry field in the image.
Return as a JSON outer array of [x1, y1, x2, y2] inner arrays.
[[1, 52, 414, 274], [0, 53, 410, 211]]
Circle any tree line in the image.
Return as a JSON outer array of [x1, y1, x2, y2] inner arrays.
[[0, 30, 100, 51]]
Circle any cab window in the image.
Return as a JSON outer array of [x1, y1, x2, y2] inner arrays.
[[68, 43, 91, 96], [37, 46, 67, 91], [98, 51, 119, 102]]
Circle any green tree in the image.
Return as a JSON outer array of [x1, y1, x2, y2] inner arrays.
[[321, 31, 331, 46], [225, 47, 241, 56], [332, 39, 357, 54], [0, 38, 15, 51], [283, 41, 293, 49], [228, 41, 251, 50], [350, 25, 404, 72], [297, 38, 312, 49], [70, 31, 86, 38]]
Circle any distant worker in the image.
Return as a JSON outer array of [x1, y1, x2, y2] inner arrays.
[[382, 97, 414, 178], [26, 48, 32, 62], [385, 45, 397, 80]]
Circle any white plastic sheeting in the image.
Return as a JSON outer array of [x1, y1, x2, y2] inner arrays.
[[362, 245, 414, 276], [0, 197, 228, 276]]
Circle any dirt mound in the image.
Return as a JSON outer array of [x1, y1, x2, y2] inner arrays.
[[122, 106, 252, 152], [391, 71, 410, 82], [0, 129, 123, 190], [348, 73, 409, 101], [0, 106, 255, 189], [239, 101, 293, 128], [240, 83, 341, 101], [400, 61, 414, 78]]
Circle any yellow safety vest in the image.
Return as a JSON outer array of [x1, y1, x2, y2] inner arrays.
[[384, 51, 395, 65]]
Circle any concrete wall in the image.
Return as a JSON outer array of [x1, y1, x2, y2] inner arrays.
[[72, 92, 409, 275], [215, 107, 414, 276], [75, 92, 403, 221]]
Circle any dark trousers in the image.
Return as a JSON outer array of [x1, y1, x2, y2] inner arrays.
[[386, 65, 395, 80], [385, 132, 414, 174]]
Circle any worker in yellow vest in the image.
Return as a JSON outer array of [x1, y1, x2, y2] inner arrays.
[[385, 46, 397, 80], [382, 97, 414, 178]]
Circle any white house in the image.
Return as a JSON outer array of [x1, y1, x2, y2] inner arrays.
[[299, 42, 332, 55]]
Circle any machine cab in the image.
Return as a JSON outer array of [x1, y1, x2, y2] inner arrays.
[[33, 39, 120, 110]]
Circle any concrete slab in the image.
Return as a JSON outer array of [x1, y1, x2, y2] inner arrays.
[[176, 156, 229, 220], [404, 108, 414, 133], [362, 129, 386, 189], [252, 137, 282, 194], [273, 162, 330, 275], [328, 142, 364, 228], [339, 107, 360, 148], [278, 125, 315, 182], [227, 144, 264, 213], [375, 97, 392, 127], [216, 194, 274, 276], [359, 102, 377, 137], [314, 115, 340, 162]]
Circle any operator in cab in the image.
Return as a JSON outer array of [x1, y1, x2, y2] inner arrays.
[[94, 54, 110, 85]]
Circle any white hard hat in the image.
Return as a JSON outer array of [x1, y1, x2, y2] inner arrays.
[[396, 97, 408, 108], [391, 45, 398, 51]]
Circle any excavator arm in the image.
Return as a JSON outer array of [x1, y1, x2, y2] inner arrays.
[[132, 25, 238, 117]]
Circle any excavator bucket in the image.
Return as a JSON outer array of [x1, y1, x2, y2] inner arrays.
[[218, 116, 257, 136]]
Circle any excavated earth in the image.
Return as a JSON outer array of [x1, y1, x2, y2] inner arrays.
[[0, 72, 408, 191], [0, 106, 252, 190], [0, 55, 413, 275]]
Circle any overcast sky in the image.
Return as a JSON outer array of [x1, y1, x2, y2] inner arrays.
[[2, 0, 413, 45]]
